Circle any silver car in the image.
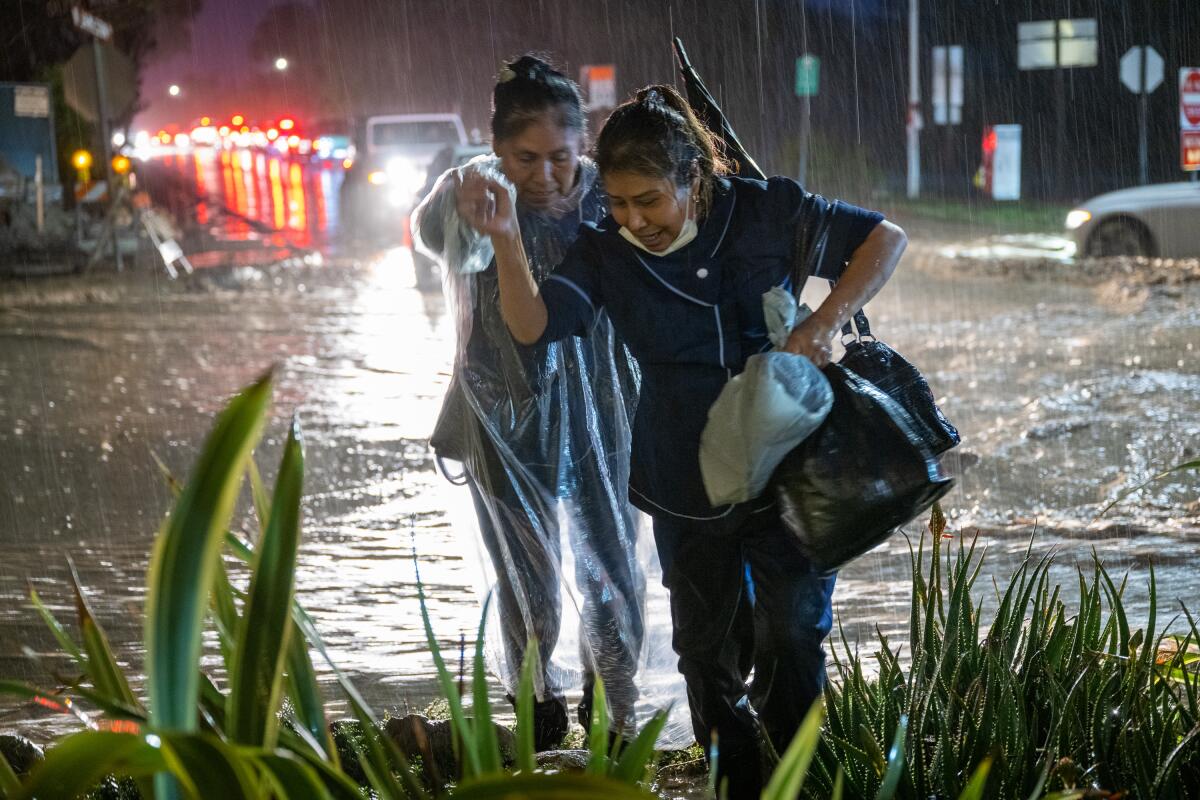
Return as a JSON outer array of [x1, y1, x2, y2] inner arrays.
[[1065, 181, 1200, 257]]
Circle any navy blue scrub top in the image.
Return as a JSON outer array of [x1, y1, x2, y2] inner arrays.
[[537, 175, 884, 523]]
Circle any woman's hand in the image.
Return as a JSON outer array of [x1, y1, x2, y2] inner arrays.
[[456, 170, 518, 240], [782, 312, 840, 367]]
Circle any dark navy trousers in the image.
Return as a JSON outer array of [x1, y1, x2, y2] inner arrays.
[[652, 508, 836, 799]]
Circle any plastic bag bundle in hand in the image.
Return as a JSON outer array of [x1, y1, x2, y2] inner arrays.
[[699, 350, 833, 507], [772, 364, 954, 571]]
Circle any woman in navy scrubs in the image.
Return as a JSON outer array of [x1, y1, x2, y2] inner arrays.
[[456, 85, 908, 797]]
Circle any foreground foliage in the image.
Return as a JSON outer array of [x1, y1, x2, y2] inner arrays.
[[1, 372, 663, 799], [802, 508, 1200, 799], [1, 374, 1197, 799]]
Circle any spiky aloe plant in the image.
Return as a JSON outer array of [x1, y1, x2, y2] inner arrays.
[[801, 506, 1200, 799]]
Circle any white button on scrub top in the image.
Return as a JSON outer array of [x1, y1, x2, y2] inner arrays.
[[696, 268, 709, 279]]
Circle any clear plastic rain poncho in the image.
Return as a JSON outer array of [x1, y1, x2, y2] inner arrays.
[[414, 155, 686, 740]]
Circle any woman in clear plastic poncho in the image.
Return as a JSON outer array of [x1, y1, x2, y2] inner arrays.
[[413, 56, 644, 751]]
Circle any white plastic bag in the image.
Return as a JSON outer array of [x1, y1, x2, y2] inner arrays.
[[698, 293, 833, 506]]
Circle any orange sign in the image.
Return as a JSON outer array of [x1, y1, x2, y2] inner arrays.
[[1183, 131, 1200, 172]]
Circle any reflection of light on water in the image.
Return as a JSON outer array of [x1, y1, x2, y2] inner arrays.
[[940, 233, 1076, 262], [288, 162, 307, 237], [268, 159, 285, 231]]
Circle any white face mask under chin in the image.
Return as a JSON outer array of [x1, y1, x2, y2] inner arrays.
[[619, 189, 698, 256]]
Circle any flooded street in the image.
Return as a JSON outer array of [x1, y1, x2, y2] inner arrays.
[[2, 153, 1198, 747]]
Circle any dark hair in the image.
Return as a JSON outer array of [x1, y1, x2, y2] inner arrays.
[[491, 55, 586, 142], [595, 84, 730, 216]]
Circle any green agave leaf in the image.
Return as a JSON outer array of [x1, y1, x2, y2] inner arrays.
[[515, 638, 539, 774], [453, 771, 657, 799], [247, 456, 272, 532], [471, 593, 502, 776], [956, 757, 991, 800], [160, 732, 258, 800], [255, 751, 334, 800], [145, 370, 272, 735], [66, 558, 139, 711], [15, 731, 167, 800], [28, 585, 85, 667], [761, 700, 824, 800], [611, 708, 668, 785], [227, 418, 305, 748], [874, 714, 908, 800], [347, 699, 428, 800], [831, 765, 845, 800], [284, 618, 336, 762], [415, 550, 479, 778], [0, 748, 21, 797], [586, 675, 610, 775]]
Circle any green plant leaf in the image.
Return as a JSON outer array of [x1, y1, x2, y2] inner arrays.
[[227, 418, 305, 748], [415, 551, 480, 778], [586, 675, 610, 775], [28, 585, 84, 667], [14, 731, 167, 800], [515, 638, 539, 774], [0, 747, 21, 797], [66, 558, 139, 711], [874, 714, 907, 800], [453, 771, 656, 799], [145, 370, 272, 737], [761, 699, 824, 800], [611, 709, 668, 785], [160, 732, 258, 800], [471, 593, 502, 776], [955, 758, 991, 800], [255, 751, 334, 800], [284, 618, 336, 762]]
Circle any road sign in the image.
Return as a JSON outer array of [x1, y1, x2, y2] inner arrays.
[[795, 54, 819, 97], [63, 42, 136, 123], [1120, 46, 1164, 94], [1182, 68, 1200, 172], [13, 85, 50, 117], [1181, 68, 1200, 130], [71, 6, 112, 40], [1183, 132, 1200, 172], [580, 64, 616, 111]]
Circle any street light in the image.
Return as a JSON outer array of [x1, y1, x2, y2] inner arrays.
[[168, 84, 181, 97], [274, 57, 288, 71]]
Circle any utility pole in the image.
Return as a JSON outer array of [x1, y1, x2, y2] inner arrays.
[[906, 0, 921, 198]]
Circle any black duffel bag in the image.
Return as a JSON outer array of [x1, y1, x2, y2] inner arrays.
[[772, 364, 955, 571], [838, 311, 960, 455]]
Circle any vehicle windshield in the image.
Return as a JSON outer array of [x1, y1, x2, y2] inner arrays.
[[370, 120, 460, 148]]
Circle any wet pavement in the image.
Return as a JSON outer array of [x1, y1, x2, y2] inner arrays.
[[1, 153, 1198, 753]]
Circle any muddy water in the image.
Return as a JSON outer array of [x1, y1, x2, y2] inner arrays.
[[1, 206, 1198, 752]]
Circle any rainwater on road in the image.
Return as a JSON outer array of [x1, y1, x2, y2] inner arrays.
[[1, 154, 1197, 745]]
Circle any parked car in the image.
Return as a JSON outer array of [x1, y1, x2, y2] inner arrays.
[[340, 113, 467, 240], [1066, 181, 1200, 258]]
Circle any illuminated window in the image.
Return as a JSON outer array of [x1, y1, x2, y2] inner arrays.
[[1018, 18, 1097, 70]]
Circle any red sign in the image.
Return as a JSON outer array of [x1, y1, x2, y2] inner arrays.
[[1183, 131, 1200, 172], [1182, 68, 1200, 130]]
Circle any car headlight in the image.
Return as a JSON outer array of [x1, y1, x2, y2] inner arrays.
[[386, 157, 427, 196], [367, 170, 388, 186], [1065, 209, 1092, 230]]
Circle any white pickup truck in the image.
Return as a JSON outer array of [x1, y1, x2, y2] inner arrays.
[[341, 112, 469, 238]]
